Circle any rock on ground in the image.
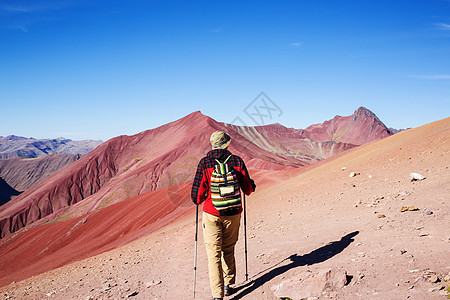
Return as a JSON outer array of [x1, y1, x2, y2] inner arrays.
[[272, 268, 347, 299]]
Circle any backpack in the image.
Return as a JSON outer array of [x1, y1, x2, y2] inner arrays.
[[210, 155, 241, 214]]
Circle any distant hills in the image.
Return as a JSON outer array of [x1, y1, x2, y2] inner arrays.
[[0, 137, 102, 206], [0, 107, 394, 238], [0, 136, 103, 159], [0, 154, 81, 191]]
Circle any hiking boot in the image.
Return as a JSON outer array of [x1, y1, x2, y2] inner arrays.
[[224, 285, 234, 296]]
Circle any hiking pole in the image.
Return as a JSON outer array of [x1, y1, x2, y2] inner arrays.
[[243, 193, 249, 281], [193, 204, 199, 299]]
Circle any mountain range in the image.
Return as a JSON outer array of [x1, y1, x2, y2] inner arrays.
[[0, 154, 82, 204], [0, 136, 102, 159], [0, 107, 392, 238], [0, 134, 104, 203], [0, 136, 102, 205]]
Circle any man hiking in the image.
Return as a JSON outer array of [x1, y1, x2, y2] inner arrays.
[[191, 130, 255, 300]]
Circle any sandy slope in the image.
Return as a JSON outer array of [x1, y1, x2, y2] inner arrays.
[[1, 117, 449, 300]]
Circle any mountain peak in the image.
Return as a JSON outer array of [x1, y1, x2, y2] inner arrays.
[[354, 106, 376, 119], [176, 110, 213, 125], [303, 107, 392, 145], [4, 135, 28, 141], [353, 107, 387, 128], [180, 110, 207, 119]]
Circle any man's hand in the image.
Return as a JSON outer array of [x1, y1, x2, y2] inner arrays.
[[250, 179, 256, 192]]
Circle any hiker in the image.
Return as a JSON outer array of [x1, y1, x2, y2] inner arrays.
[[191, 130, 256, 300]]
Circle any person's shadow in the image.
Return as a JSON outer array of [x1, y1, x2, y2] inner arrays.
[[230, 231, 359, 299]]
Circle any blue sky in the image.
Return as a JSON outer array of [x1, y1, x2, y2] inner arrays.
[[1, 0, 449, 141]]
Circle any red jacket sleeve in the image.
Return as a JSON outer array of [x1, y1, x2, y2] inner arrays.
[[234, 161, 254, 196]]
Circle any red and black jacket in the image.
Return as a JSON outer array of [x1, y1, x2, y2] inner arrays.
[[191, 149, 254, 216]]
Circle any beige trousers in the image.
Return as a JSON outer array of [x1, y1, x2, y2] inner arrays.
[[202, 212, 241, 298]]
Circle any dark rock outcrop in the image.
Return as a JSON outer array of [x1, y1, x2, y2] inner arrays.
[[0, 178, 21, 206]]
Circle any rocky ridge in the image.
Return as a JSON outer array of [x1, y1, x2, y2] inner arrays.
[[0, 136, 102, 159], [0, 154, 81, 193]]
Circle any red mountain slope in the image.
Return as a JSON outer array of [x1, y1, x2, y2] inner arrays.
[[0, 181, 194, 287], [0, 108, 391, 238]]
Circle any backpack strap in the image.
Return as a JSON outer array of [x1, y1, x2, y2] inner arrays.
[[214, 155, 232, 174], [214, 155, 233, 182], [223, 155, 232, 164]]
